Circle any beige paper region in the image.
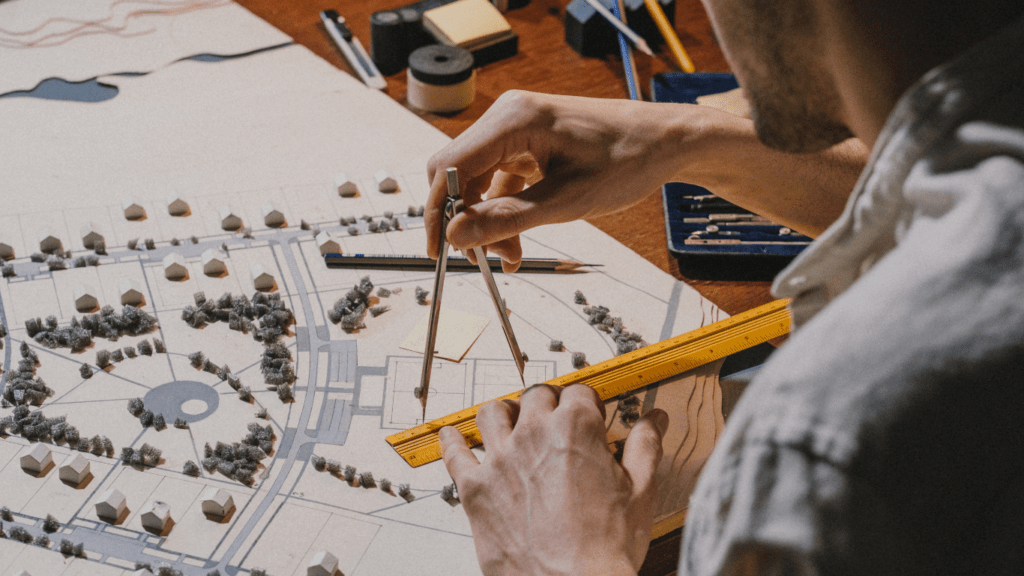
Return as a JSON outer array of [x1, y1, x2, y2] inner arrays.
[[0, 0, 291, 94], [0, 3, 728, 574], [400, 308, 490, 362]]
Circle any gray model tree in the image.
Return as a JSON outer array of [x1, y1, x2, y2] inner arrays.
[[79, 363, 93, 379], [183, 460, 200, 477], [43, 513, 61, 532], [128, 397, 145, 416]]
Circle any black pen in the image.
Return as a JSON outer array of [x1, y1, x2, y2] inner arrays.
[[324, 253, 600, 273]]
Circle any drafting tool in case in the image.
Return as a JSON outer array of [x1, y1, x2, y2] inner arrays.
[[388, 298, 792, 467]]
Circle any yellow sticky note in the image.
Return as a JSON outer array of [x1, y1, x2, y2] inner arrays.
[[423, 0, 512, 49], [400, 308, 490, 362]]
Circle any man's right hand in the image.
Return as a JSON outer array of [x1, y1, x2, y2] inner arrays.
[[425, 91, 706, 271]]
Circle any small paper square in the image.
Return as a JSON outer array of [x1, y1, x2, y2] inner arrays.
[[400, 308, 490, 362]]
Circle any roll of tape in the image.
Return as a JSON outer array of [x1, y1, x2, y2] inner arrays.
[[407, 44, 476, 114], [370, 10, 406, 76]]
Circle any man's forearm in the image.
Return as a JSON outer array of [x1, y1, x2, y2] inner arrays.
[[664, 105, 868, 238]]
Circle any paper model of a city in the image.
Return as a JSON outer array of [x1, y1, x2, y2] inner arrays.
[[0, 2, 727, 574]]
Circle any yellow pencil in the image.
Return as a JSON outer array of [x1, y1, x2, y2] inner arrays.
[[643, 0, 695, 73]]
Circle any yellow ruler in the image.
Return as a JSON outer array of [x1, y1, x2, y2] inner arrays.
[[386, 299, 791, 467]]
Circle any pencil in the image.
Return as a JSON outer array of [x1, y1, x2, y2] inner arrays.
[[324, 253, 600, 273], [583, 0, 654, 56], [643, 0, 695, 73]]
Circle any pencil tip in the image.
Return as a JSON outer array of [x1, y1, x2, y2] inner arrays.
[[637, 39, 654, 56]]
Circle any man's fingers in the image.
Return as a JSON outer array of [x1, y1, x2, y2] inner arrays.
[[517, 383, 561, 424], [445, 176, 574, 250], [621, 409, 668, 501], [476, 399, 518, 449], [558, 383, 606, 422], [439, 426, 480, 484]]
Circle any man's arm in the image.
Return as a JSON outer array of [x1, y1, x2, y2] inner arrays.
[[425, 90, 868, 268]]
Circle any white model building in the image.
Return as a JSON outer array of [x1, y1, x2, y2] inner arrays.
[[120, 279, 145, 306], [335, 172, 359, 197], [201, 487, 235, 519], [250, 263, 275, 292], [262, 201, 285, 227], [122, 196, 145, 220], [315, 231, 340, 256], [95, 488, 127, 521], [201, 248, 227, 276], [308, 550, 340, 576], [80, 222, 104, 249], [219, 205, 242, 231], [0, 241, 13, 260], [162, 253, 188, 280], [374, 169, 398, 192], [166, 193, 189, 216], [59, 452, 91, 484], [73, 284, 99, 312], [20, 443, 53, 473], [37, 227, 62, 253], [140, 500, 172, 533]]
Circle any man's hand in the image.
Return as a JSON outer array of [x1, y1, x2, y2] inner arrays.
[[426, 91, 701, 271], [439, 384, 670, 576]]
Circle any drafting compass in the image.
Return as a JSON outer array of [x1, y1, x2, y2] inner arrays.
[[418, 168, 525, 421]]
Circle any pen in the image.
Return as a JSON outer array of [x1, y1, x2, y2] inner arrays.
[[324, 253, 600, 273], [320, 10, 387, 90]]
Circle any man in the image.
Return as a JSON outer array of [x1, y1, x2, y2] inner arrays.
[[426, 0, 1024, 573]]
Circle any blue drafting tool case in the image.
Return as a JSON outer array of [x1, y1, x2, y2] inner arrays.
[[651, 72, 811, 279]]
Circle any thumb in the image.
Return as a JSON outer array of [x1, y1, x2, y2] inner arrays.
[[621, 409, 668, 503]]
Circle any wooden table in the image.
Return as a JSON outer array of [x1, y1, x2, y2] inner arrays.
[[236, 1, 776, 573]]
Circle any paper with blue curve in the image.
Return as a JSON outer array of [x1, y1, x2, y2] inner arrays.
[[0, 9, 726, 576], [0, 0, 291, 95]]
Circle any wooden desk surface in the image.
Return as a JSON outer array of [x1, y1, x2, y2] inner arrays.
[[235, 0, 775, 573]]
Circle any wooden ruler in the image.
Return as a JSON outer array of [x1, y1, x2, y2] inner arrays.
[[386, 299, 791, 467]]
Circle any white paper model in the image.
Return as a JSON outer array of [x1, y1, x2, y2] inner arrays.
[[335, 172, 359, 197], [37, 227, 62, 254], [308, 550, 340, 576], [73, 284, 100, 312], [166, 193, 190, 216], [219, 205, 243, 231], [79, 222, 105, 250], [202, 248, 227, 276], [250, 263, 275, 292], [59, 452, 91, 484], [163, 252, 188, 280], [140, 500, 172, 533], [201, 487, 236, 519], [20, 443, 53, 473], [262, 201, 286, 227], [120, 279, 145, 306], [0, 241, 13, 260], [95, 488, 127, 522], [122, 196, 146, 220], [374, 169, 399, 192], [315, 231, 340, 256]]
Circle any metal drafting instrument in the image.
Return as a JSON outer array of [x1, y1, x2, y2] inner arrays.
[[418, 168, 526, 422], [324, 253, 600, 273], [320, 10, 387, 90], [389, 298, 791, 467]]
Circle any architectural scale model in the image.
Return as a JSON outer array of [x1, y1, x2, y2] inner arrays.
[[0, 1, 726, 573]]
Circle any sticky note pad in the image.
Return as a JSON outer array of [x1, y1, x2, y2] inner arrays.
[[423, 0, 513, 51], [400, 308, 490, 362]]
